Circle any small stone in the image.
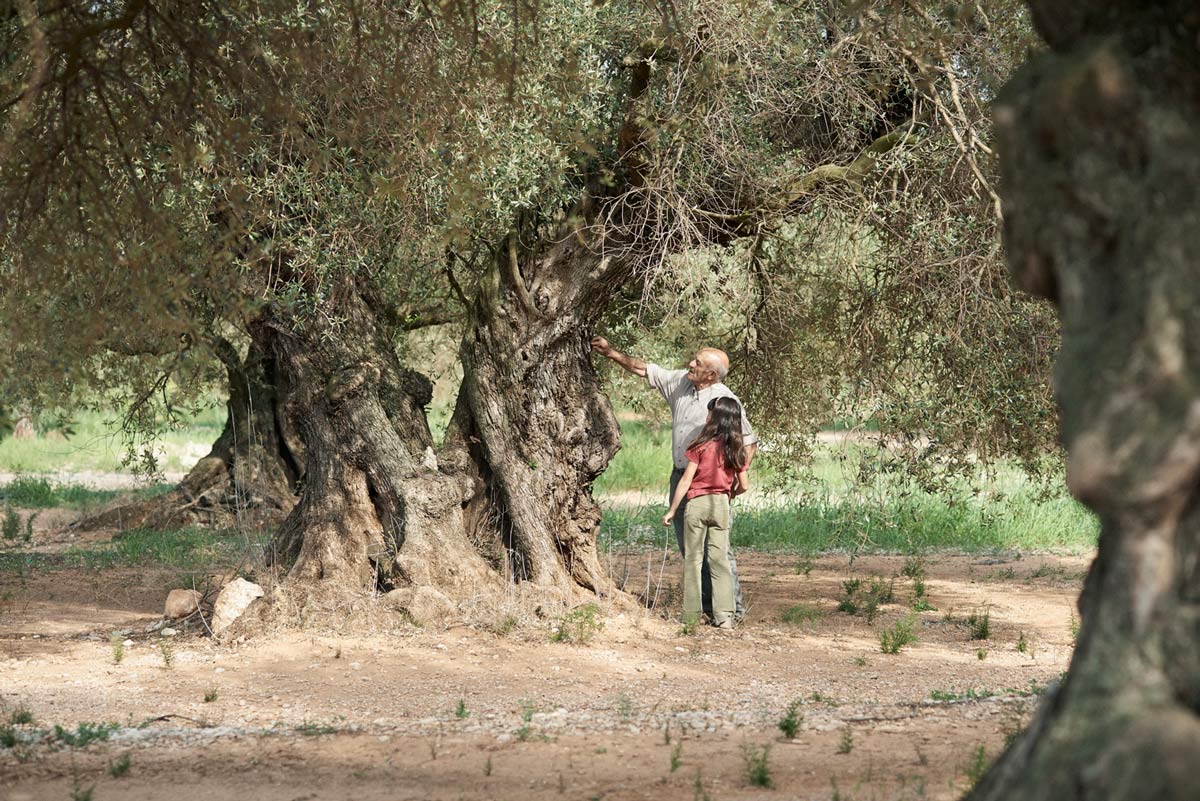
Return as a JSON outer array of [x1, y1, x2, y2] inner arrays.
[[161, 628, 178, 637], [164, 589, 203, 619], [211, 578, 265, 634], [122, 639, 134, 648]]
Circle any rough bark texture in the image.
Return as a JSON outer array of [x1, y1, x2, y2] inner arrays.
[[79, 325, 300, 531], [441, 232, 628, 598], [266, 280, 500, 607], [970, 2, 1200, 799]]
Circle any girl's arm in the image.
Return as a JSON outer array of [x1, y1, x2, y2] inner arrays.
[[663, 462, 699, 526], [732, 469, 750, 498]]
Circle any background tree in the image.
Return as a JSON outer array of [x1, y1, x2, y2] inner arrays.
[[968, 1, 1200, 798]]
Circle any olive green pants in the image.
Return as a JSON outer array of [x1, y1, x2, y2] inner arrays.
[[682, 493, 735, 625]]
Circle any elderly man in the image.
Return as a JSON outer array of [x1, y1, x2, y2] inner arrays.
[[591, 336, 757, 621]]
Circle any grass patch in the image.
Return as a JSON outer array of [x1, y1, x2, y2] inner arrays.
[[0, 407, 225, 474], [780, 604, 822, 625], [0, 526, 249, 574], [0, 476, 173, 511], [599, 490, 1097, 553]]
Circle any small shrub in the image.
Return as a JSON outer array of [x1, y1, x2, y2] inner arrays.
[[1069, 612, 1080, 643], [901, 556, 926, 580], [862, 593, 881, 624], [455, 699, 469, 719], [781, 604, 822, 625], [70, 780, 95, 801], [965, 744, 990, 787], [795, 556, 815, 576], [1016, 631, 1028, 653], [880, 615, 918, 654], [837, 579, 861, 614], [615, 693, 634, 723], [867, 575, 895, 604], [0, 724, 17, 748], [967, 608, 991, 640], [516, 699, 535, 740], [741, 743, 772, 788], [108, 753, 132, 778], [1, 506, 18, 541], [551, 603, 603, 644], [836, 726, 854, 754], [670, 741, 683, 772], [111, 634, 125, 665], [777, 700, 802, 739], [8, 706, 33, 725], [977, 648, 988, 660], [1029, 563, 1067, 580], [203, 688, 218, 703]]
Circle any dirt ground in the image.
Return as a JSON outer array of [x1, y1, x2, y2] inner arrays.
[[0, 519, 1088, 801]]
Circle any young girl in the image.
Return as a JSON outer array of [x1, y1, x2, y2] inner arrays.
[[663, 397, 750, 628]]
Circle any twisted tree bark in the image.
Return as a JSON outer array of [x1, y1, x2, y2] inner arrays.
[[970, 2, 1200, 799]]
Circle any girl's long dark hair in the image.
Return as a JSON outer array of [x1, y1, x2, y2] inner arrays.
[[689, 397, 746, 471]]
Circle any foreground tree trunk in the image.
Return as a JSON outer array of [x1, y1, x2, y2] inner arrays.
[[970, 3, 1200, 799], [81, 325, 301, 531]]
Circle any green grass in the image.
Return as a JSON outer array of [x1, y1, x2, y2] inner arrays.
[[0, 526, 249, 574], [600, 488, 1097, 554], [781, 604, 822, 625], [0, 476, 173, 510], [0, 407, 225, 474], [52, 721, 120, 747]]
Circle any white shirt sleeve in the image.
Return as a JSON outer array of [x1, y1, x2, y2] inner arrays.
[[645, 364, 688, 401]]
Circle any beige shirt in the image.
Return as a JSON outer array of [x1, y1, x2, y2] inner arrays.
[[645, 364, 757, 469]]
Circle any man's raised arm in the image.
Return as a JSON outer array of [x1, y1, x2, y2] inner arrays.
[[591, 336, 647, 378]]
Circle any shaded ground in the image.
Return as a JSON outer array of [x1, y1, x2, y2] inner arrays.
[[0, 524, 1086, 801]]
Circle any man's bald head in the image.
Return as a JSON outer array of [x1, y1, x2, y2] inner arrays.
[[695, 348, 730, 380]]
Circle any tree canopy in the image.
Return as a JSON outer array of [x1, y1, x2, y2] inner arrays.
[[1, 1, 1055, 488]]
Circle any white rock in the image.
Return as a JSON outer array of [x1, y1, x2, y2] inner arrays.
[[164, 589, 203, 619], [210, 578, 264, 634], [122, 639, 134, 648], [161, 628, 178, 637]]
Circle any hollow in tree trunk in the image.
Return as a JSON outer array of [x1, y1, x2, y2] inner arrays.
[[969, 2, 1200, 799]]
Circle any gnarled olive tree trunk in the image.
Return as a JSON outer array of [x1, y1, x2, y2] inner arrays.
[[80, 323, 301, 531], [265, 281, 498, 604], [261, 235, 630, 612], [970, 3, 1200, 799], [441, 232, 629, 598]]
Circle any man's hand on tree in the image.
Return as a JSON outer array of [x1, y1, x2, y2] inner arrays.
[[590, 336, 612, 356]]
